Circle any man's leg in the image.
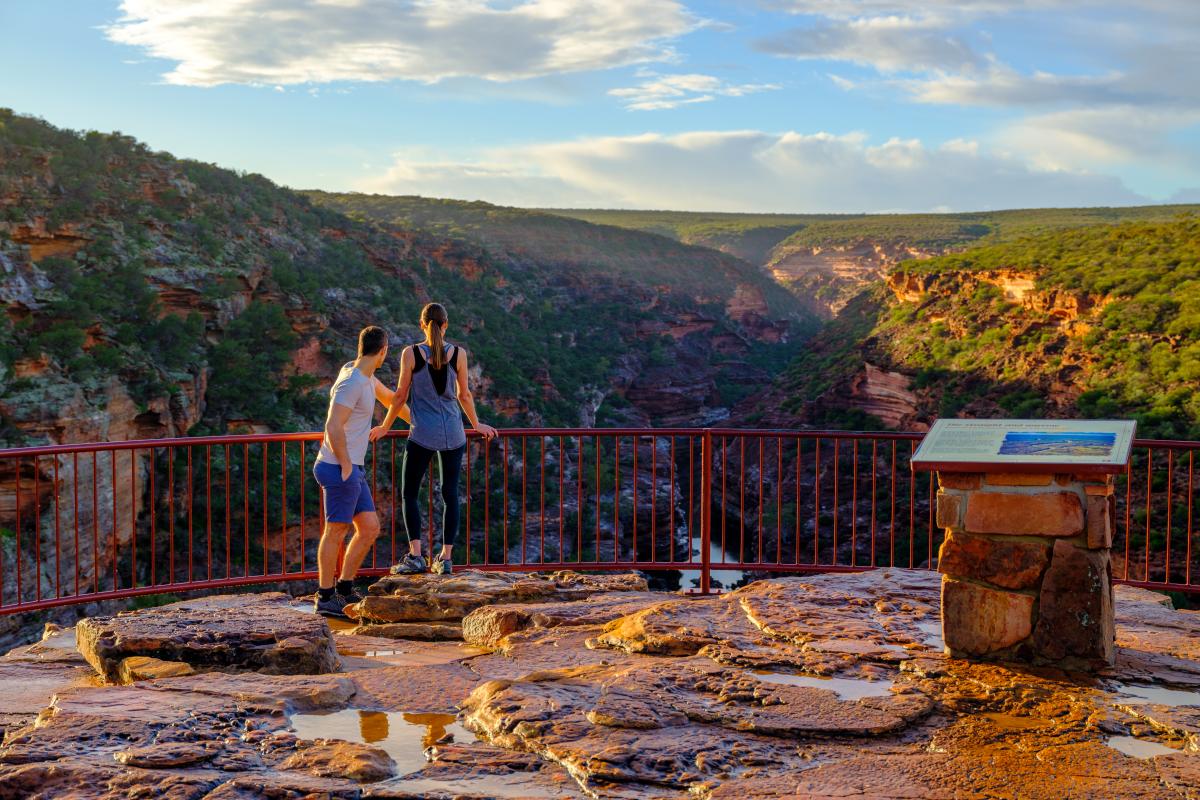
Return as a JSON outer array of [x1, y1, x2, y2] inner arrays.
[[314, 460, 359, 592], [317, 522, 352, 589], [340, 511, 381, 580]]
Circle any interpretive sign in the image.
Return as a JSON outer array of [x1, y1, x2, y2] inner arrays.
[[911, 418, 1136, 474]]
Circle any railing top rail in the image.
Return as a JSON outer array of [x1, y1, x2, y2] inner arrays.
[[0, 426, 1192, 459]]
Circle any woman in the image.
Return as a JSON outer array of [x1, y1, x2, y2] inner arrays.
[[371, 303, 497, 575]]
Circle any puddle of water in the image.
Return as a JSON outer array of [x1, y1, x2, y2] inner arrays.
[[290, 709, 477, 774], [341, 649, 408, 658], [1106, 736, 1179, 759], [752, 671, 894, 700], [916, 619, 944, 650], [1113, 683, 1200, 707]]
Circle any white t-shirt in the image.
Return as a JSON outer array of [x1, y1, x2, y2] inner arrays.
[[316, 363, 376, 467]]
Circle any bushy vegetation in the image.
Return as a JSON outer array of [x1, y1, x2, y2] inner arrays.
[[1, 109, 811, 439], [549, 204, 1200, 272], [775, 215, 1200, 438], [305, 192, 805, 319]]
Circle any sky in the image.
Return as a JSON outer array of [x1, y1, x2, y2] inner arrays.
[[2, 0, 1199, 213]]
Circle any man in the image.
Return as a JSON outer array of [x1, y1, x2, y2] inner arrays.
[[312, 325, 409, 617]]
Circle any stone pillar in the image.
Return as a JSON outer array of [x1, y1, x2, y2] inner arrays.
[[936, 471, 1115, 670]]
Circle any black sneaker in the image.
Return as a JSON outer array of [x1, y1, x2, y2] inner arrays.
[[390, 553, 428, 575], [431, 558, 452, 576], [314, 593, 351, 619], [339, 588, 364, 607]]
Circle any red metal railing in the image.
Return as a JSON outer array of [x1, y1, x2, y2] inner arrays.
[[0, 429, 1196, 615]]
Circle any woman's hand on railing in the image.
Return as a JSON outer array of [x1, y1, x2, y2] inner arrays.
[[474, 422, 498, 441], [369, 425, 390, 442]]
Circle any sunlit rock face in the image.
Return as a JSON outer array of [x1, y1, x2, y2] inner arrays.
[[1, 571, 1200, 798], [75, 592, 340, 682]]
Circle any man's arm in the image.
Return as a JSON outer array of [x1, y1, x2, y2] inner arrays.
[[372, 377, 411, 424], [455, 349, 497, 440], [370, 346, 414, 441], [325, 403, 354, 481]]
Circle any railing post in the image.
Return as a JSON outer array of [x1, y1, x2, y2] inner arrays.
[[700, 429, 713, 595]]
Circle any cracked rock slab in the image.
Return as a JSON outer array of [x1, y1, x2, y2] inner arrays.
[[75, 593, 339, 682], [353, 570, 649, 624]]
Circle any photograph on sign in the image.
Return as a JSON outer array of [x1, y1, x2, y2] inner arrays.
[[997, 431, 1117, 458]]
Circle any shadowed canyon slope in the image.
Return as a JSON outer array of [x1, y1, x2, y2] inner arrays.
[[0, 109, 812, 456]]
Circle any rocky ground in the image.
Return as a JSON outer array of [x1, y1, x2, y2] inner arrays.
[[2, 569, 1200, 798]]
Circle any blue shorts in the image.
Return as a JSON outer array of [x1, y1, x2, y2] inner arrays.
[[314, 460, 375, 524]]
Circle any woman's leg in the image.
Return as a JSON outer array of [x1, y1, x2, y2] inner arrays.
[[402, 440, 437, 554], [436, 445, 466, 560]]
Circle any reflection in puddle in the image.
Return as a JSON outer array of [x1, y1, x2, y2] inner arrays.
[[916, 619, 944, 650], [753, 671, 894, 700], [1106, 736, 1178, 759], [290, 709, 477, 774], [1113, 683, 1200, 707]]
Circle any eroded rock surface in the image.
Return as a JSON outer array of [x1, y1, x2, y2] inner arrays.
[[352, 570, 648, 626], [3, 570, 1200, 799], [75, 593, 339, 682]]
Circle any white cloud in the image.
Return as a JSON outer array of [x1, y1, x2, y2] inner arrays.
[[997, 107, 1200, 173], [756, 15, 983, 73], [356, 129, 1146, 212], [608, 72, 780, 110], [104, 0, 697, 87], [755, 1, 1200, 186]]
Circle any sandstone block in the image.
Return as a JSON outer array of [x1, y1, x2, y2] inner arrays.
[[964, 491, 1083, 537], [941, 578, 1034, 656], [461, 592, 663, 648], [114, 742, 217, 768], [1084, 481, 1115, 497], [462, 607, 529, 648], [1086, 494, 1114, 550], [357, 570, 648, 624], [75, 593, 339, 683], [985, 473, 1052, 486], [936, 532, 1050, 591], [279, 740, 395, 783], [351, 622, 463, 640], [938, 472, 981, 491], [1032, 540, 1114, 666], [117, 656, 196, 684], [935, 492, 962, 530]]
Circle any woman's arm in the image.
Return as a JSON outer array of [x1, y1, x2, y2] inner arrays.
[[370, 347, 415, 441], [455, 348, 497, 440]]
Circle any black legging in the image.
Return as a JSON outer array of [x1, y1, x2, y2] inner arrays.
[[402, 440, 466, 548]]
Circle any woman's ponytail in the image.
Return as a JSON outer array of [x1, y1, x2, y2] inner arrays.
[[421, 303, 448, 369]]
